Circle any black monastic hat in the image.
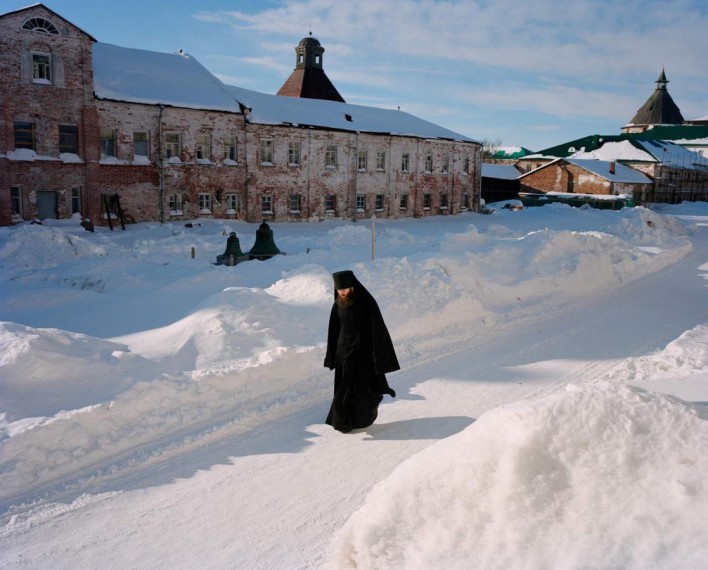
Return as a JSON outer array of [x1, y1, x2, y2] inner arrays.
[[332, 270, 355, 290]]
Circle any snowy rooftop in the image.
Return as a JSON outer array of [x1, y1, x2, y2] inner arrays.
[[566, 159, 653, 183], [481, 163, 522, 180], [521, 158, 653, 184], [92, 42, 476, 143]]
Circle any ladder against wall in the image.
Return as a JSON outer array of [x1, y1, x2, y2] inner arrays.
[[102, 193, 126, 230]]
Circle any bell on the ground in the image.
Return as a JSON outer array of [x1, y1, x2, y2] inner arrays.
[[216, 232, 248, 266], [249, 221, 284, 260]]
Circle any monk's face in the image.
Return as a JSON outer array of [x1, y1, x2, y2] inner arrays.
[[336, 287, 355, 307]]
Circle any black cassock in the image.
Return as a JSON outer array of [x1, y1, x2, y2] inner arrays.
[[324, 277, 399, 432]]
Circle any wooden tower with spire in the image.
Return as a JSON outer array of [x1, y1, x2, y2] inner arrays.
[[276, 33, 345, 103], [623, 69, 685, 133]]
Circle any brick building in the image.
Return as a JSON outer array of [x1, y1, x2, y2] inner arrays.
[[1, 4, 481, 227], [519, 158, 652, 198]]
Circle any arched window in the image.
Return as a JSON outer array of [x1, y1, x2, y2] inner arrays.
[[22, 17, 59, 34]]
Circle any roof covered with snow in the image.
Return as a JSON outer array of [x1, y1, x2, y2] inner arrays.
[[566, 159, 653, 183], [521, 158, 653, 184], [481, 163, 522, 180], [92, 42, 477, 143]]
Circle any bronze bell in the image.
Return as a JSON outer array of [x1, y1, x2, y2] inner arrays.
[[216, 232, 248, 265], [249, 221, 283, 260]]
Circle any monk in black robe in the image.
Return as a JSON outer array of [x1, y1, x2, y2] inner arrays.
[[324, 270, 399, 433]]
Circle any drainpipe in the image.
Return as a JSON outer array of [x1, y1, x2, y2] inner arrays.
[[158, 104, 165, 223], [307, 127, 312, 219], [353, 131, 360, 220]]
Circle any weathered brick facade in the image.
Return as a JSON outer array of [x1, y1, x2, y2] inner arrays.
[[1, 5, 481, 227]]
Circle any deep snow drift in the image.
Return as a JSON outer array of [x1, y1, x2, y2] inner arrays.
[[1, 202, 707, 569]]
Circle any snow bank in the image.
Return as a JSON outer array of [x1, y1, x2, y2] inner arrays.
[[326, 382, 708, 570], [0, 205, 698, 505]]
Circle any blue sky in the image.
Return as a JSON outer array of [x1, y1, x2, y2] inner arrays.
[[5, 0, 707, 151]]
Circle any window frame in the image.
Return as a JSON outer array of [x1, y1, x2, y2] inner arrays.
[[376, 151, 386, 172], [325, 194, 336, 213], [399, 193, 409, 210], [196, 134, 211, 161], [288, 141, 301, 166], [14, 121, 35, 150], [375, 194, 384, 211], [260, 139, 274, 165], [198, 192, 212, 213], [424, 154, 433, 173], [133, 131, 149, 158], [223, 136, 237, 162], [31, 52, 52, 84], [401, 152, 410, 172], [261, 194, 273, 214], [357, 149, 367, 172], [11, 186, 23, 218], [325, 144, 337, 168], [289, 193, 302, 213], [356, 193, 366, 212], [164, 133, 181, 160], [168, 193, 184, 215], [58, 124, 79, 155], [100, 128, 117, 159], [423, 193, 432, 210]]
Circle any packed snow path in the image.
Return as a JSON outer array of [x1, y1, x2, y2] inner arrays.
[[1, 210, 707, 569]]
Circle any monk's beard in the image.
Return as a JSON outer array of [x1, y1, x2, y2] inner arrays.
[[336, 292, 356, 308]]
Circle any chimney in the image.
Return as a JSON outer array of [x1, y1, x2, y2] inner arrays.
[[609, 161, 616, 175]]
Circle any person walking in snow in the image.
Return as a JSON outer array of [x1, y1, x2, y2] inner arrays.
[[324, 270, 399, 433]]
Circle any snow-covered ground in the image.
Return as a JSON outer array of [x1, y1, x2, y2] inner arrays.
[[1, 202, 707, 569]]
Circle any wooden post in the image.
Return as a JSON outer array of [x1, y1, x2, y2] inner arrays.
[[371, 214, 376, 261], [191, 247, 195, 259]]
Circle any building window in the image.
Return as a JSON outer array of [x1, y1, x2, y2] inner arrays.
[[11, 186, 23, 218], [463, 157, 470, 175], [22, 17, 59, 34], [133, 132, 149, 158], [401, 153, 410, 172], [198, 193, 212, 213], [71, 187, 81, 214], [288, 141, 301, 166], [399, 194, 408, 210], [462, 193, 470, 210], [261, 195, 273, 214], [14, 121, 35, 150], [260, 139, 273, 164], [325, 194, 336, 213], [100, 128, 117, 159], [440, 193, 449, 210], [423, 193, 432, 209], [289, 194, 302, 213], [442, 156, 450, 174], [31, 53, 52, 83], [224, 136, 237, 162], [168, 193, 183, 214], [375, 194, 384, 211], [58, 124, 79, 155], [165, 133, 180, 159], [424, 154, 433, 173], [225, 193, 239, 213], [196, 135, 211, 161], [356, 194, 365, 212], [376, 151, 386, 172], [325, 144, 337, 168], [357, 150, 367, 171]]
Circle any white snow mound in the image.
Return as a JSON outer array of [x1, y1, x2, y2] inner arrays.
[[327, 382, 708, 570]]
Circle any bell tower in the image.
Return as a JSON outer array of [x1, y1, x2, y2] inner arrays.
[[276, 34, 345, 103]]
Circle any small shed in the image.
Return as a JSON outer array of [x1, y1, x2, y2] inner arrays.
[[481, 163, 523, 203]]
